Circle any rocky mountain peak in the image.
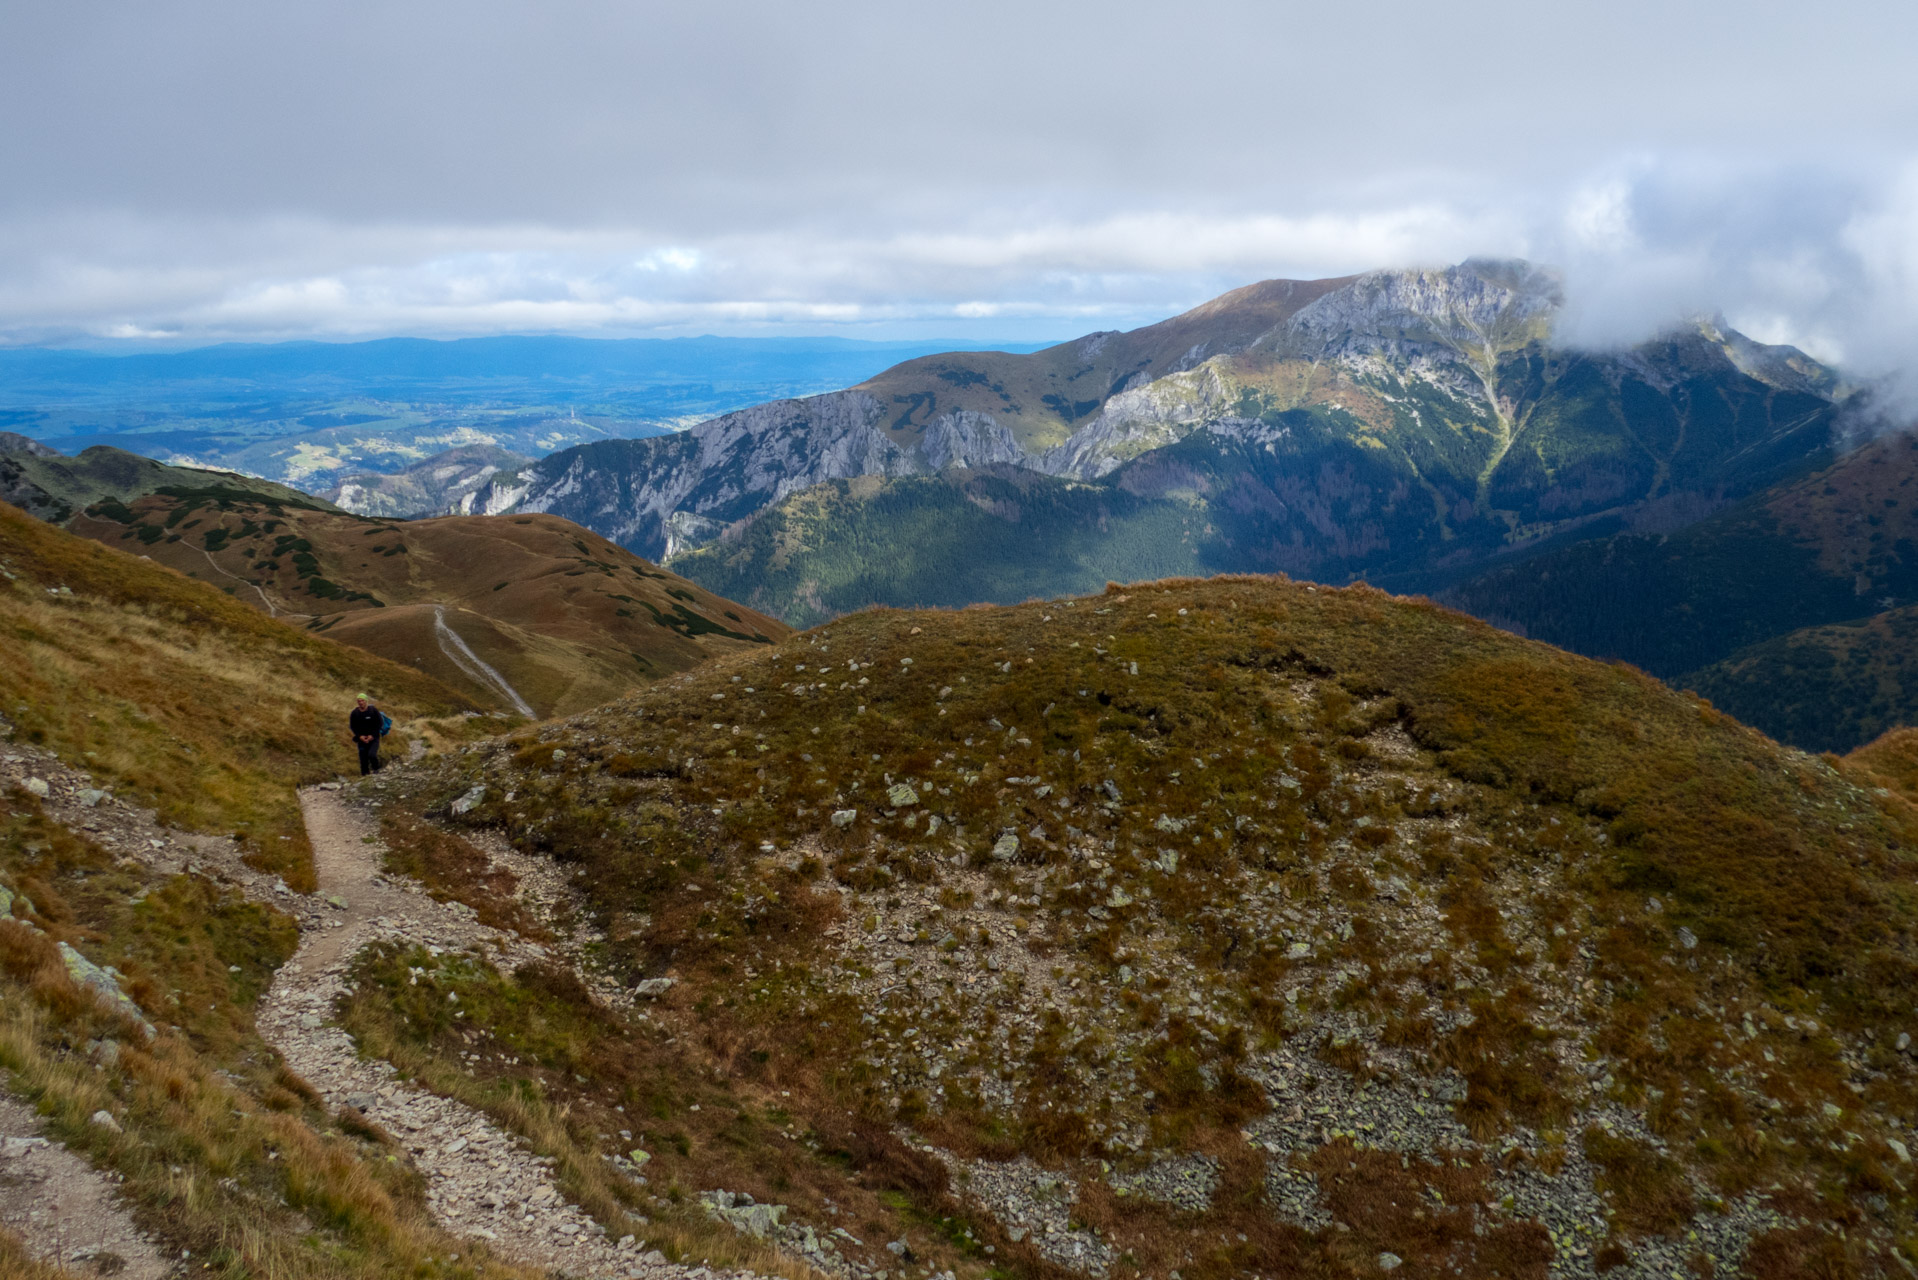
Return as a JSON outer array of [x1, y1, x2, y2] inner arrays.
[[1274, 258, 1563, 364]]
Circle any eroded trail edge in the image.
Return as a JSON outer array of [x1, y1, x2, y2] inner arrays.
[[259, 785, 677, 1278]]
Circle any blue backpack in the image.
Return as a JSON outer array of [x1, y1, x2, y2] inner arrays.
[[379, 711, 393, 737]]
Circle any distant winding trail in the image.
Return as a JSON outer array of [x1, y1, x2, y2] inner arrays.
[[194, 545, 313, 621], [432, 605, 536, 717]]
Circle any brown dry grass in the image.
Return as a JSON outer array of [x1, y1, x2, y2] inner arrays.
[[0, 498, 475, 890], [0, 785, 548, 1280], [377, 809, 549, 938], [0, 1229, 88, 1280], [337, 942, 927, 1280], [69, 495, 791, 718]]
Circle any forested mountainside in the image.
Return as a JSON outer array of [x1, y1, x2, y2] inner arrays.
[[1442, 428, 1918, 749]]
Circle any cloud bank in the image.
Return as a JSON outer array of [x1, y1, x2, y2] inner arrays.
[[2, 1, 1917, 378]]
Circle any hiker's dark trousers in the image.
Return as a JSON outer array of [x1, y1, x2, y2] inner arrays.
[[357, 741, 383, 776]]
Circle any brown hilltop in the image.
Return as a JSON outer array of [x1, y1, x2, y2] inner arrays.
[[69, 492, 790, 719], [379, 573, 1918, 1279]]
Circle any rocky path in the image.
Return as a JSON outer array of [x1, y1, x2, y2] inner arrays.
[[0, 740, 746, 1280], [257, 785, 682, 1278], [0, 1095, 173, 1280]]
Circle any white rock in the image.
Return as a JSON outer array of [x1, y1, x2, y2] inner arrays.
[[633, 977, 676, 998], [991, 834, 1020, 862], [88, 1109, 121, 1133], [22, 777, 49, 798], [831, 809, 857, 828], [450, 785, 486, 815]]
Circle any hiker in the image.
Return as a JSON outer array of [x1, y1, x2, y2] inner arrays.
[[348, 693, 387, 776]]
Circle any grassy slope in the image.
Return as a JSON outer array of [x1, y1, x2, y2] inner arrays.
[[68, 491, 791, 718], [0, 501, 553, 1280], [385, 575, 1918, 1278], [0, 497, 477, 888], [0, 782, 552, 1280]]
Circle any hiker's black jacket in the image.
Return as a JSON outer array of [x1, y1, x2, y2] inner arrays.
[[349, 706, 383, 740]]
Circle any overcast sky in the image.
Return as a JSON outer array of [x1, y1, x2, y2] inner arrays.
[[4, 1, 1918, 369]]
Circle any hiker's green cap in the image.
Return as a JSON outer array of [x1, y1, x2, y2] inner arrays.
[[357, 693, 370, 701]]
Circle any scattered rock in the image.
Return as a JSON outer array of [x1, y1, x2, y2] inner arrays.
[[22, 776, 49, 797], [57, 942, 154, 1038], [87, 1110, 120, 1134], [991, 834, 1020, 861], [450, 784, 486, 815], [832, 809, 858, 828], [634, 977, 677, 998]]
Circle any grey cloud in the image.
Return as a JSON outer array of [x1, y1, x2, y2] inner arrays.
[[2, 2, 1917, 363]]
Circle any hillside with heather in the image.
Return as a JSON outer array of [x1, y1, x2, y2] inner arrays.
[[64, 488, 790, 718], [360, 574, 1918, 1279]]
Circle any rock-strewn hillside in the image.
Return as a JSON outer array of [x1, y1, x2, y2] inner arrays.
[[471, 261, 1843, 574], [399, 576, 1918, 1279]]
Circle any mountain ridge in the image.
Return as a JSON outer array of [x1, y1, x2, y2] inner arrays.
[[468, 261, 1844, 585]]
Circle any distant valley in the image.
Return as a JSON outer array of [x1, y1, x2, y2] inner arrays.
[[0, 333, 1052, 492]]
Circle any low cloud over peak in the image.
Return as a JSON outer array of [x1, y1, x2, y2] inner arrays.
[[2, 3, 1916, 380]]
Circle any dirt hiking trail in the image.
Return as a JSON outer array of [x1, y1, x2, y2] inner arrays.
[[260, 785, 705, 1278]]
